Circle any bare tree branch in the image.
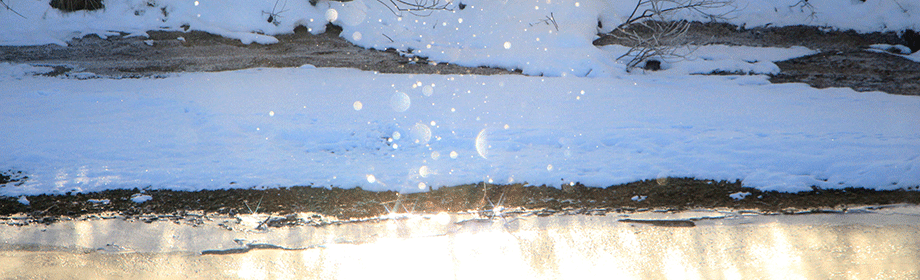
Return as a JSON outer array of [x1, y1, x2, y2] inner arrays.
[[788, 0, 816, 23], [618, 0, 733, 30], [375, 0, 454, 17], [1, 0, 27, 19], [612, 0, 734, 71]]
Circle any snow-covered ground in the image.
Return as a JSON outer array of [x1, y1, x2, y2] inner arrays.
[[3, 65, 918, 195], [1, 0, 919, 196]]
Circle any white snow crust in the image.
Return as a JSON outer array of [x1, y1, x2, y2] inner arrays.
[[1, 0, 918, 195]]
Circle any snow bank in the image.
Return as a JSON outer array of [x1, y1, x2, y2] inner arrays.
[[1, 66, 917, 195]]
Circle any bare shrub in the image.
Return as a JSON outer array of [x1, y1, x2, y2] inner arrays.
[[49, 0, 104, 12], [614, 19, 695, 71], [612, 0, 734, 71], [788, 0, 816, 22], [375, 0, 454, 17], [263, 0, 289, 26]]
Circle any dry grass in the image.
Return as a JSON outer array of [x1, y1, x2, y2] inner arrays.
[[49, 0, 104, 12]]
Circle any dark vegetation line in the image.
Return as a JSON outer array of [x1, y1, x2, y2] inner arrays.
[[2, 172, 918, 220]]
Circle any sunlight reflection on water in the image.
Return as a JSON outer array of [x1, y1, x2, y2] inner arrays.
[[3, 211, 920, 279]]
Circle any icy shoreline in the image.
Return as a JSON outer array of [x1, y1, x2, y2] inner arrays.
[[3, 205, 920, 279]]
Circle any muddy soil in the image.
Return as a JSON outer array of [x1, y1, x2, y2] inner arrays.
[[3, 172, 919, 225], [0, 24, 518, 77], [771, 51, 920, 95], [594, 22, 920, 95]]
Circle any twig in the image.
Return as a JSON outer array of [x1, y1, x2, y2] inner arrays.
[[1, 0, 27, 19], [788, 0, 816, 23], [381, 33, 395, 42], [617, 0, 734, 30], [263, 0, 289, 26], [893, 0, 908, 13], [245, 195, 264, 214], [256, 214, 272, 230], [529, 12, 559, 31], [375, 0, 454, 17]]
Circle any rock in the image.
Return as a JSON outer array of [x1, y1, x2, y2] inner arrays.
[[902, 29, 920, 53], [643, 60, 661, 71]]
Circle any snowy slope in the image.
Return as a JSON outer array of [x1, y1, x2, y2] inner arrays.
[[2, 65, 918, 195]]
